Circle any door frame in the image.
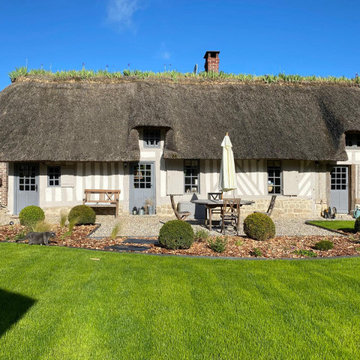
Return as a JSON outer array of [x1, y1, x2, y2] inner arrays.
[[14, 162, 40, 215], [129, 161, 156, 213], [329, 165, 350, 214]]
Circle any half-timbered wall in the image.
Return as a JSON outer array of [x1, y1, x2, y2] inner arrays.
[[40, 162, 125, 207], [6, 157, 336, 218], [337, 149, 360, 207]]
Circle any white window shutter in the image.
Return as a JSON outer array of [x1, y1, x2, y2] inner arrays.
[[282, 160, 299, 196], [61, 165, 75, 188], [166, 159, 184, 195]]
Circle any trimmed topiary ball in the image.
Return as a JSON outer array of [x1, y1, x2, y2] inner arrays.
[[243, 213, 276, 241], [19, 206, 45, 228], [355, 217, 360, 233], [68, 205, 96, 225], [159, 220, 194, 250], [313, 240, 334, 251]]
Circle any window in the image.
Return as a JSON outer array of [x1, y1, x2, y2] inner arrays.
[[18, 164, 37, 191], [267, 161, 282, 194], [48, 166, 61, 187], [133, 163, 152, 189], [184, 160, 200, 193], [143, 128, 161, 147], [331, 166, 348, 190], [345, 133, 360, 148]]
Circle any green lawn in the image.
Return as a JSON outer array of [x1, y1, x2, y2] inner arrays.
[[307, 220, 356, 232], [1, 243, 360, 359]]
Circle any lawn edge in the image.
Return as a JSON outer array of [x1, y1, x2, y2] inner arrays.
[[305, 220, 349, 236], [1, 241, 359, 262]]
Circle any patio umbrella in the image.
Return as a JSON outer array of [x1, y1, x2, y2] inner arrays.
[[219, 132, 237, 193]]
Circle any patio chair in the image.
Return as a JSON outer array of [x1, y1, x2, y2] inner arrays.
[[221, 198, 241, 235], [207, 192, 223, 223], [255, 195, 277, 217], [170, 194, 190, 221], [208, 192, 223, 201]]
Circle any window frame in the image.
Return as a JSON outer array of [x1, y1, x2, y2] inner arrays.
[[184, 160, 200, 194], [133, 163, 152, 189], [267, 161, 282, 195], [47, 166, 61, 187], [143, 128, 161, 148]]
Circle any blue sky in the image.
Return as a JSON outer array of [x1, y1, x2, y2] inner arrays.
[[0, 0, 359, 90]]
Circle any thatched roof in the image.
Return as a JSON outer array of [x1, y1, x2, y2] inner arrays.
[[0, 79, 359, 162]]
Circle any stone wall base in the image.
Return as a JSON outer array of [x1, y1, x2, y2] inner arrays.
[[0, 162, 8, 206], [43, 204, 126, 223], [240, 198, 320, 219], [156, 204, 175, 217], [156, 197, 322, 219], [6, 197, 324, 224]]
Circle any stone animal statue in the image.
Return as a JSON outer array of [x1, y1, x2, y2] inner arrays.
[[16, 232, 56, 245]]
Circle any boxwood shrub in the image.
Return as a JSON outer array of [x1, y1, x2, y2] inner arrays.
[[313, 240, 334, 251], [243, 213, 276, 241], [19, 206, 45, 228], [159, 220, 194, 250], [68, 205, 96, 225]]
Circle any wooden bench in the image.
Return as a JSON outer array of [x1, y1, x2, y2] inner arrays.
[[83, 189, 120, 218]]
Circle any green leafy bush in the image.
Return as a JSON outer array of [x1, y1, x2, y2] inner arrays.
[[208, 236, 228, 253], [293, 249, 317, 258], [14, 230, 27, 242], [313, 240, 334, 251], [68, 205, 96, 225], [194, 229, 209, 242], [243, 213, 276, 241], [355, 217, 360, 233], [250, 248, 263, 257], [159, 220, 194, 250], [19, 206, 45, 228]]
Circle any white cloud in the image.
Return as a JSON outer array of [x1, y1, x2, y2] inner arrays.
[[107, 0, 141, 28]]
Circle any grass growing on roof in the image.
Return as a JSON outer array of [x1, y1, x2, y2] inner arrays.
[[8, 66, 360, 85], [307, 220, 355, 233], [0, 243, 360, 359]]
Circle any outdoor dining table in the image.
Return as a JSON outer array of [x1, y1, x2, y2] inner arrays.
[[191, 199, 255, 231]]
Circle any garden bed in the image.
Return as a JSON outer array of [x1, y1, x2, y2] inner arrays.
[[146, 234, 360, 258], [0, 224, 99, 249], [1, 224, 359, 258]]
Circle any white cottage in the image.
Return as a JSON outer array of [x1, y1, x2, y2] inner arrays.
[[0, 52, 360, 218]]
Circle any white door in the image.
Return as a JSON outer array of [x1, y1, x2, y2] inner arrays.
[[330, 166, 349, 214]]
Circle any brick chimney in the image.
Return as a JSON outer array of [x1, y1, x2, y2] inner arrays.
[[204, 51, 220, 73]]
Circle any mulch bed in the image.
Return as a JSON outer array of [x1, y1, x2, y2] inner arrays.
[[1, 225, 360, 258], [147, 235, 360, 258]]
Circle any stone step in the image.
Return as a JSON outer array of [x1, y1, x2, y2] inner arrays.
[[123, 238, 158, 245], [105, 245, 149, 252]]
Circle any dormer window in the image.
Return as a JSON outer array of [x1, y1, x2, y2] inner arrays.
[[345, 133, 360, 148], [143, 128, 161, 148]]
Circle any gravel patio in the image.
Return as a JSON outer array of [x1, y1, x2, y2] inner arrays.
[[89, 214, 337, 238], [0, 206, 344, 238]]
